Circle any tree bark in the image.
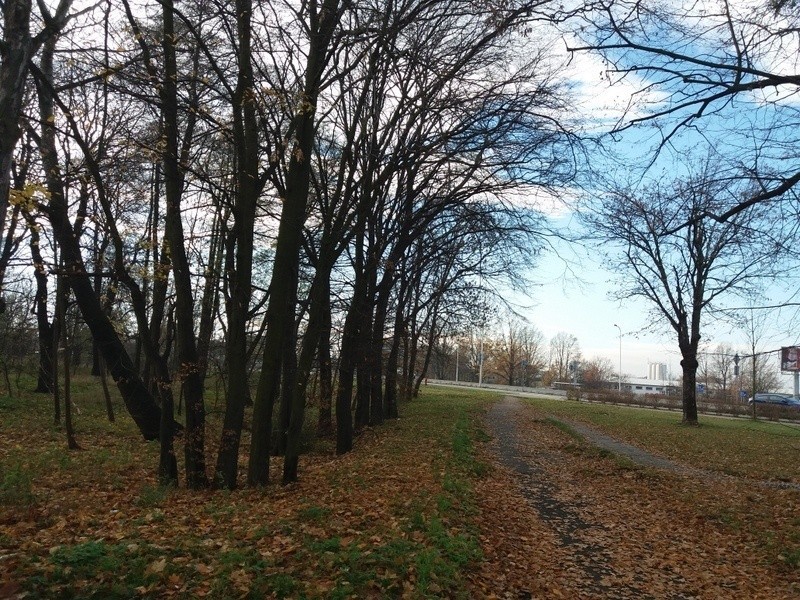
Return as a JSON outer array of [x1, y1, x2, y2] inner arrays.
[[161, 0, 207, 488], [247, 0, 343, 485], [98, 355, 114, 423], [0, 0, 34, 305], [680, 354, 699, 424], [316, 282, 334, 437], [37, 34, 163, 441], [214, 0, 261, 489], [283, 256, 336, 481], [335, 263, 369, 454], [59, 288, 79, 450], [28, 218, 54, 393]]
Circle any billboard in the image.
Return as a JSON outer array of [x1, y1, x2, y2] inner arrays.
[[781, 346, 800, 372]]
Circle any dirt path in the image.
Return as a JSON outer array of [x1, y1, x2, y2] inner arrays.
[[470, 396, 800, 599]]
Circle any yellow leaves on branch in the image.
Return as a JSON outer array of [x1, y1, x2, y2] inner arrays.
[[9, 183, 50, 213]]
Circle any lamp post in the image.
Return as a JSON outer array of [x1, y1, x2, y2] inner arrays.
[[478, 337, 484, 386], [455, 341, 459, 382], [613, 323, 622, 391]]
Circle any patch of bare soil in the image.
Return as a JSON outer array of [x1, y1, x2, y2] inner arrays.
[[469, 396, 800, 599]]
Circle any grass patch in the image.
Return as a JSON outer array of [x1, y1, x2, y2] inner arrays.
[[545, 416, 584, 441], [0, 463, 34, 506], [296, 503, 331, 523], [526, 397, 800, 482], [135, 483, 172, 508]]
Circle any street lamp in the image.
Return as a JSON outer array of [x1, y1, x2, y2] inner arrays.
[[613, 323, 622, 391], [478, 337, 484, 386]]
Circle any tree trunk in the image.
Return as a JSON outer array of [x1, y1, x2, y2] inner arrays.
[[400, 324, 411, 401], [51, 257, 61, 426], [28, 219, 54, 393], [680, 354, 699, 424], [384, 286, 408, 420], [247, 0, 343, 485], [60, 295, 79, 451], [274, 303, 299, 457], [158, 360, 178, 485], [354, 245, 375, 430], [0, 0, 34, 305], [197, 207, 225, 386], [317, 279, 334, 437], [368, 281, 394, 426], [161, 0, 207, 489], [283, 258, 337, 482], [89, 226, 109, 377], [214, 0, 263, 487], [335, 267, 370, 454], [98, 356, 114, 423], [143, 166, 169, 397], [37, 34, 163, 441]]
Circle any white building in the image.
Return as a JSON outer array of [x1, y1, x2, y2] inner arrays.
[[623, 376, 677, 396]]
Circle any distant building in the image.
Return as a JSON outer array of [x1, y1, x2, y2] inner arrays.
[[648, 362, 667, 381], [623, 376, 677, 396]]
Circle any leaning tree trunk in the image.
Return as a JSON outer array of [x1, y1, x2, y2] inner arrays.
[[37, 35, 162, 440]]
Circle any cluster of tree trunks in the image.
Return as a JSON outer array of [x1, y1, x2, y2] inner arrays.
[[0, 0, 576, 488]]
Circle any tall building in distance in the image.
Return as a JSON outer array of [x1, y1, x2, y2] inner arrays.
[[648, 362, 667, 381]]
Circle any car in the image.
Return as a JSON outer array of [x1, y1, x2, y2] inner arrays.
[[747, 393, 800, 409]]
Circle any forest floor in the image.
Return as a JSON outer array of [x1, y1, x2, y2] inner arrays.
[[1, 384, 799, 598]]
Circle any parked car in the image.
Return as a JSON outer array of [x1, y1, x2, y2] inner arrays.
[[747, 393, 800, 409]]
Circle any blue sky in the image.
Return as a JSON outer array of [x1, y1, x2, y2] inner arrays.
[[515, 228, 800, 388], [504, 25, 800, 388]]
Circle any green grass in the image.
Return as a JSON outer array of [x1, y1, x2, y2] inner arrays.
[[296, 503, 331, 523], [135, 483, 173, 508], [524, 397, 800, 482], [0, 462, 35, 506], [295, 388, 489, 598]]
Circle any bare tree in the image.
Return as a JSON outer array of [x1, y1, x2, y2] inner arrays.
[[549, 332, 580, 382], [742, 309, 782, 399], [248, 0, 345, 486], [581, 162, 784, 423], [710, 344, 735, 401], [495, 320, 546, 386]]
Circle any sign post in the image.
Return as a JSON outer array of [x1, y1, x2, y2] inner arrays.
[[781, 347, 800, 400]]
